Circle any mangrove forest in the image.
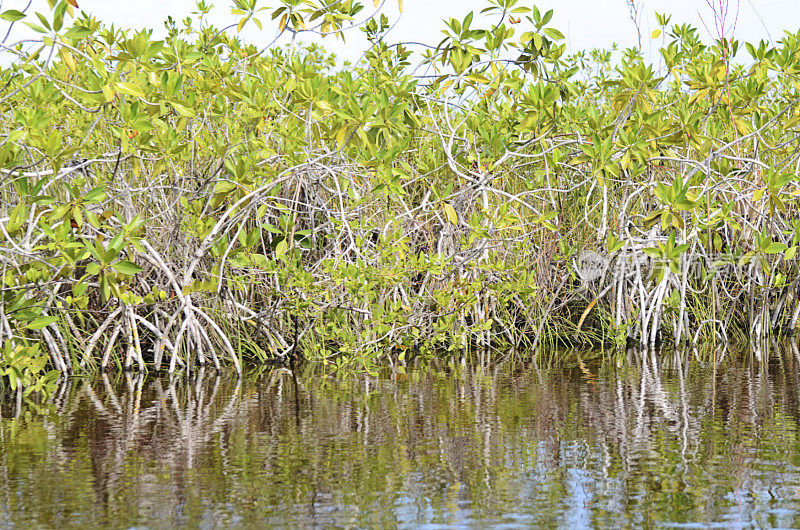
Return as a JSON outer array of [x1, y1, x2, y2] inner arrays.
[[0, 0, 799, 392]]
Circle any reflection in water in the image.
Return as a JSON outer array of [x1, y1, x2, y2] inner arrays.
[[2, 350, 800, 527]]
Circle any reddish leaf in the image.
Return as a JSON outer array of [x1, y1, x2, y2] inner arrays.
[[66, 0, 78, 7]]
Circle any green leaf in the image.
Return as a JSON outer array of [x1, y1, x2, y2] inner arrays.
[[764, 242, 788, 254], [107, 232, 124, 254], [27, 316, 58, 329], [674, 243, 690, 254], [83, 186, 106, 202], [1, 10, 26, 22], [171, 101, 196, 117], [100, 275, 110, 301], [115, 81, 146, 99], [606, 235, 625, 253], [23, 21, 48, 33], [443, 202, 458, 225], [466, 73, 489, 84], [542, 27, 564, 40], [64, 25, 93, 39], [213, 180, 237, 194], [642, 247, 662, 259], [275, 239, 288, 258], [236, 15, 248, 33], [335, 127, 350, 148], [111, 260, 143, 275]]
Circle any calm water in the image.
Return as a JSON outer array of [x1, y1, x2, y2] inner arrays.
[[2, 349, 800, 528]]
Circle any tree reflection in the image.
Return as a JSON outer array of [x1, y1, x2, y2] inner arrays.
[[1, 349, 800, 527]]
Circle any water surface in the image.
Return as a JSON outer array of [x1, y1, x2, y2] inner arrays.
[[2, 349, 800, 528]]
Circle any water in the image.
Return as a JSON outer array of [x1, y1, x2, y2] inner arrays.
[[2, 349, 800, 528]]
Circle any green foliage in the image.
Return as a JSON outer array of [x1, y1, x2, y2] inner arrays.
[[0, 342, 60, 396], [0, 0, 799, 393]]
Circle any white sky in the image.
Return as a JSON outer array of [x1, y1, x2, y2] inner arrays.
[[4, 0, 799, 63]]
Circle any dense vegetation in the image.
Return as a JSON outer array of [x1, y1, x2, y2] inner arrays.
[[1, 0, 799, 393]]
